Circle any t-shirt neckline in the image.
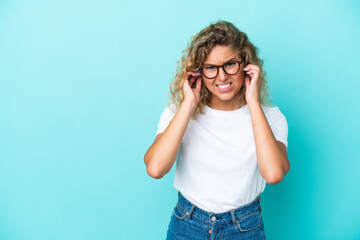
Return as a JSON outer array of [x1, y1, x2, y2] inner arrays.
[[204, 104, 249, 116]]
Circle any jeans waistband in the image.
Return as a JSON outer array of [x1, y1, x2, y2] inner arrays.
[[176, 191, 262, 225]]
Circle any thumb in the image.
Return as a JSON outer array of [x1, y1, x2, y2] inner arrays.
[[183, 79, 191, 93], [183, 78, 190, 88]]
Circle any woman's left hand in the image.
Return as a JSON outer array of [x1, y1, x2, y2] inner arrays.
[[243, 64, 261, 106]]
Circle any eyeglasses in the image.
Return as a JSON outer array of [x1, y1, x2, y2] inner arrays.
[[200, 59, 243, 79]]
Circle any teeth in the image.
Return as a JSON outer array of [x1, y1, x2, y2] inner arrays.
[[217, 83, 231, 89]]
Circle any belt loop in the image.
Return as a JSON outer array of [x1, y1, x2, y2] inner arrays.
[[187, 204, 196, 220], [259, 195, 263, 212], [230, 210, 237, 223]]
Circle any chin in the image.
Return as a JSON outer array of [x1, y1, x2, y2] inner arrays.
[[218, 95, 235, 101], [217, 90, 236, 97]]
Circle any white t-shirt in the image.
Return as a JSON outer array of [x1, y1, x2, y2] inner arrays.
[[156, 103, 288, 213]]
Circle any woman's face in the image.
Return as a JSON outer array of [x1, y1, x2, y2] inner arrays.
[[201, 45, 246, 110]]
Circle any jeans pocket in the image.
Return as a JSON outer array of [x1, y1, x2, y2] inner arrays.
[[173, 203, 188, 220], [235, 209, 262, 232]]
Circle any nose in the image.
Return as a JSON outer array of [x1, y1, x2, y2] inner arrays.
[[217, 67, 228, 82]]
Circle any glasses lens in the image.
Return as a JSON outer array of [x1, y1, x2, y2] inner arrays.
[[202, 66, 217, 78], [224, 61, 240, 75]]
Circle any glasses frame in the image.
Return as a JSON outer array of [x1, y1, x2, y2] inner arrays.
[[200, 59, 244, 79]]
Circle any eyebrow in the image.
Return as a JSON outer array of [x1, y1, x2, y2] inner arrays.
[[203, 57, 237, 66]]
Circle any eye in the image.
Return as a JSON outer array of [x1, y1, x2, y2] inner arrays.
[[205, 66, 215, 70], [226, 61, 236, 67]]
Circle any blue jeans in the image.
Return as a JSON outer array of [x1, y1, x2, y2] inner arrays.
[[166, 191, 266, 240]]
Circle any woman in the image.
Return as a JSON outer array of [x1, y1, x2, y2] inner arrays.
[[144, 20, 289, 240]]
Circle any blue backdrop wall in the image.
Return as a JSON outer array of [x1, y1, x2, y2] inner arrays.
[[1, 0, 359, 239]]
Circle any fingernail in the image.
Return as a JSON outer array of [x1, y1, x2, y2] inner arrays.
[[243, 67, 248, 71]]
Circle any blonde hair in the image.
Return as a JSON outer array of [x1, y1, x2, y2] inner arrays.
[[168, 20, 273, 119]]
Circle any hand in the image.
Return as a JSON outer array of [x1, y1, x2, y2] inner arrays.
[[183, 72, 202, 106], [243, 64, 261, 106]]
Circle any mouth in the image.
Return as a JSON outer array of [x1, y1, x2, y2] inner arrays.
[[216, 82, 232, 90]]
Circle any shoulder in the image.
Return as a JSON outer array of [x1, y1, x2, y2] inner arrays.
[[261, 105, 283, 115], [160, 102, 177, 118], [261, 105, 286, 123], [156, 103, 178, 132], [167, 102, 178, 113]]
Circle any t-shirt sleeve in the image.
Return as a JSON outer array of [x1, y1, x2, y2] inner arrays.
[[269, 107, 288, 148], [156, 104, 176, 136]]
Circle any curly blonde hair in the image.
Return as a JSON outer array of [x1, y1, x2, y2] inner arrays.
[[168, 20, 272, 119]]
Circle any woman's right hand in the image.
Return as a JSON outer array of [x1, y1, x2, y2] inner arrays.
[[183, 72, 202, 107]]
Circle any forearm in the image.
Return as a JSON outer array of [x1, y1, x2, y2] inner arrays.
[[248, 102, 289, 184], [145, 101, 195, 179]]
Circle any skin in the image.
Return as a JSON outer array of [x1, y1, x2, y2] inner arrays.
[[201, 45, 247, 111], [144, 45, 290, 183]]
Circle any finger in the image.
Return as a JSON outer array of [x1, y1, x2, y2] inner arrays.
[[246, 69, 258, 77], [186, 72, 201, 87], [185, 73, 193, 80], [245, 70, 253, 78], [245, 67, 259, 73], [187, 72, 198, 80], [189, 76, 197, 86], [188, 71, 201, 78], [191, 71, 201, 76], [246, 69, 255, 75], [245, 70, 260, 85], [183, 77, 191, 87], [243, 65, 259, 71], [191, 76, 200, 86]]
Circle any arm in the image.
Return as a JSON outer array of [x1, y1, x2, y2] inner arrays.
[[243, 64, 289, 185], [144, 101, 196, 179], [144, 71, 202, 179], [248, 102, 290, 184]]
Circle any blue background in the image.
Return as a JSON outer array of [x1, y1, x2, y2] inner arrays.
[[1, 0, 359, 239]]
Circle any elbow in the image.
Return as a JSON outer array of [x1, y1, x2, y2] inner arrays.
[[265, 167, 289, 185], [147, 167, 164, 179], [144, 153, 164, 179], [146, 162, 165, 179], [144, 150, 167, 179], [266, 158, 290, 185], [266, 175, 284, 185]]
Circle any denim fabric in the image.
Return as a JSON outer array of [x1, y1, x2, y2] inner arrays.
[[166, 191, 266, 240]]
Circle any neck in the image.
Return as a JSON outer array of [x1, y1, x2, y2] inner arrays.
[[207, 98, 247, 111]]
